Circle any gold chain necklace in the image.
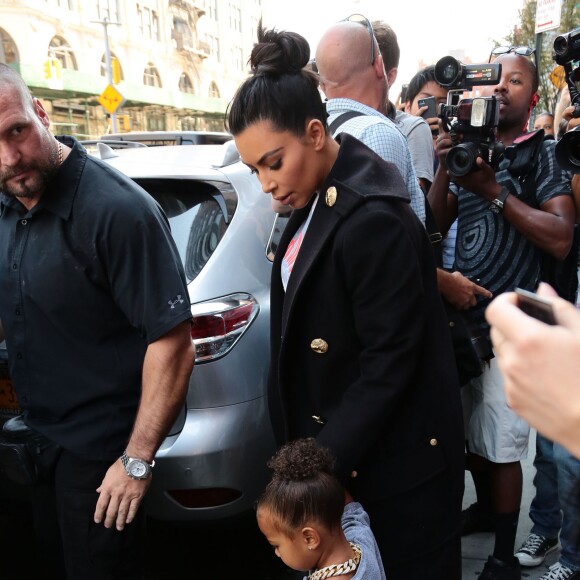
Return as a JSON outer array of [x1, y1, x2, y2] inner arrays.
[[57, 141, 63, 166], [308, 543, 362, 580]]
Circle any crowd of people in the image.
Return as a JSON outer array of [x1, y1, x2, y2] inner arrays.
[[0, 12, 579, 580]]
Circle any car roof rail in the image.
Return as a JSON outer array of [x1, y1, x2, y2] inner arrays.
[[80, 139, 148, 150], [211, 140, 240, 168]]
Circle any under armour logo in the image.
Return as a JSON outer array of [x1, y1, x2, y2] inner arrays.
[[168, 295, 184, 309]]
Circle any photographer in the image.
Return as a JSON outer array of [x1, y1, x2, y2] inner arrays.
[[428, 50, 575, 580]]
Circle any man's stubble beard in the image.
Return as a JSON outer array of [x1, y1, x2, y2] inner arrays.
[[0, 136, 59, 200]]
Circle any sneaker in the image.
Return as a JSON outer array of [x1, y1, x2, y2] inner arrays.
[[462, 502, 494, 536], [515, 533, 559, 566], [539, 562, 580, 580], [478, 555, 521, 580]]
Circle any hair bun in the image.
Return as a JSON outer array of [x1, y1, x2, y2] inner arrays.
[[267, 437, 335, 482], [250, 22, 310, 75]]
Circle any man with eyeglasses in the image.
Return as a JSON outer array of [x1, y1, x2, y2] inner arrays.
[[428, 49, 575, 580], [315, 15, 426, 227]]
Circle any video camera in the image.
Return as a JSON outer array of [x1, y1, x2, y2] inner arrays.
[[553, 27, 580, 173], [434, 56, 504, 176]]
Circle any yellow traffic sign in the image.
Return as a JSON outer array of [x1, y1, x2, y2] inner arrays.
[[98, 84, 125, 114], [550, 65, 566, 90]]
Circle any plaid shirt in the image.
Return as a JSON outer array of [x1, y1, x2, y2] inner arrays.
[[326, 98, 426, 226]]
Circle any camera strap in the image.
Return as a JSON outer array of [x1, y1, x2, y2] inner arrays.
[[327, 110, 365, 136]]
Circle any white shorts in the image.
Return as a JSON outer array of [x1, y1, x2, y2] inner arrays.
[[462, 354, 530, 463]]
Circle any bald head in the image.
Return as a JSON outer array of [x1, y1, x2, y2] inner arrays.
[[0, 63, 34, 111], [315, 21, 386, 111], [316, 21, 377, 85]]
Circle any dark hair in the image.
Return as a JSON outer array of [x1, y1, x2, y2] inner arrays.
[[372, 20, 399, 72], [405, 65, 440, 106], [257, 438, 345, 536], [226, 23, 326, 137]]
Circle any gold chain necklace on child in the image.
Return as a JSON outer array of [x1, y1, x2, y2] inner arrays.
[[307, 542, 362, 580]]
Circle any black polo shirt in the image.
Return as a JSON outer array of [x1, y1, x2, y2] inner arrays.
[[0, 138, 192, 460]]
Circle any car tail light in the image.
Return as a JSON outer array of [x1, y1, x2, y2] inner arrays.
[[190, 293, 259, 362], [167, 487, 242, 508]]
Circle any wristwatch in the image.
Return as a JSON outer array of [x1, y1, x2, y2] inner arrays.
[[489, 186, 510, 215], [121, 450, 155, 480]]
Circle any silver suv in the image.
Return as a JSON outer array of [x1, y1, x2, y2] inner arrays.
[[0, 140, 289, 523]]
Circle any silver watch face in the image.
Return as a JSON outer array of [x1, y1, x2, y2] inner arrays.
[[127, 459, 149, 479]]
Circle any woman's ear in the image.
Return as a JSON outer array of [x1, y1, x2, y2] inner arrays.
[[305, 119, 327, 151]]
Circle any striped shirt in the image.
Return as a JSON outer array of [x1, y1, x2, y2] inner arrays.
[[326, 98, 426, 226]]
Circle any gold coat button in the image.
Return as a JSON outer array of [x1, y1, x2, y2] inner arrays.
[[325, 186, 338, 207], [312, 415, 326, 425], [310, 338, 329, 354], [430, 438, 438, 446], [350, 470, 358, 478]]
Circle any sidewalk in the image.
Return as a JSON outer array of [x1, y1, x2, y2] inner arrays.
[[462, 429, 561, 579]]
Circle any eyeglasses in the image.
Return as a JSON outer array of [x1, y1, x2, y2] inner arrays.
[[488, 46, 535, 64], [341, 13, 376, 65]]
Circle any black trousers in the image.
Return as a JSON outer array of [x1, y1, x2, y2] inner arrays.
[[365, 494, 462, 580], [30, 449, 145, 580]]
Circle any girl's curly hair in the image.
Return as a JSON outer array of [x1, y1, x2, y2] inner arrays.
[[257, 438, 345, 536]]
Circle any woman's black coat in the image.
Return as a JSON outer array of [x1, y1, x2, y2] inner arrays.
[[268, 134, 465, 564]]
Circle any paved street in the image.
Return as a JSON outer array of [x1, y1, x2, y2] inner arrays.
[[0, 430, 565, 579], [462, 430, 560, 580]]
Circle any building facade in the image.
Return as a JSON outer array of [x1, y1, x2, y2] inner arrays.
[[0, 0, 263, 137]]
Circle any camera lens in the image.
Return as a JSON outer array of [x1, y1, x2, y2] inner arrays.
[[553, 34, 569, 56], [434, 56, 462, 88], [556, 127, 580, 172], [447, 143, 480, 177]]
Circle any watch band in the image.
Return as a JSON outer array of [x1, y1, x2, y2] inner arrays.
[[121, 450, 155, 479], [489, 186, 510, 214]]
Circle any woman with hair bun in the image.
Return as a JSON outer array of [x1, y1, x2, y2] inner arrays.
[[257, 438, 386, 579], [227, 23, 464, 579]]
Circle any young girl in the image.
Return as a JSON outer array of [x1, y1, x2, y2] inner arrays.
[[256, 438, 386, 580]]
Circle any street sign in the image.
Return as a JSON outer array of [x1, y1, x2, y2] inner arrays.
[[97, 84, 125, 114], [535, 0, 562, 34], [550, 65, 566, 89]]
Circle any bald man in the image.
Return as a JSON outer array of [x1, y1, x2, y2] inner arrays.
[[315, 20, 426, 226]]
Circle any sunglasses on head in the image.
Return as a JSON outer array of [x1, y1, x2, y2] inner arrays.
[[488, 46, 535, 64], [341, 13, 376, 65]]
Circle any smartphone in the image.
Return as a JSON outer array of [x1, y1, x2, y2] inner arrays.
[[515, 288, 557, 325], [418, 96, 437, 119], [400, 83, 409, 103]]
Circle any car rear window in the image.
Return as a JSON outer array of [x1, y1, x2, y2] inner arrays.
[[133, 178, 237, 283]]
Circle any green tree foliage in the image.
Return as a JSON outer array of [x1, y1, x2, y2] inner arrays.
[[500, 0, 579, 117]]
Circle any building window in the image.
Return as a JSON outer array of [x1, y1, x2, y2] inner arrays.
[[0, 28, 18, 64], [143, 63, 162, 87], [229, 4, 241, 32], [208, 0, 218, 20], [179, 73, 194, 94], [207, 34, 220, 62], [147, 113, 166, 131], [45, 0, 74, 9], [173, 17, 193, 50], [208, 81, 220, 98], [96, 0, 119, 22], [137, 4, 160, 41], [232, 46, 244, 71], [49, 36, 77, 70]]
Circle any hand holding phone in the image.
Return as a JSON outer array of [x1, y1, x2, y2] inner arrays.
[[417, 96, 437, 119], [515, 288, 557, 325]]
